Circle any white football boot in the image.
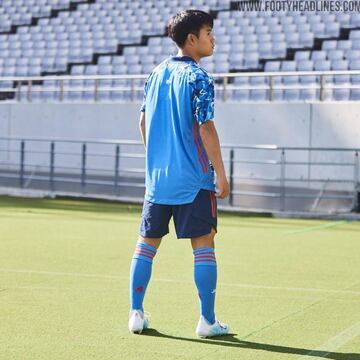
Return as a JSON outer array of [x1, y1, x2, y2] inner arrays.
[[128, 310, 149, 334], [196, 315, 230, 338]]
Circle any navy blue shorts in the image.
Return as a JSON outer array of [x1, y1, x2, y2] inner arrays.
[[139, 189, 217, 239]]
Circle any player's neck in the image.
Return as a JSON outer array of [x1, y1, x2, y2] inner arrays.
[[176, 49, 200, 63]]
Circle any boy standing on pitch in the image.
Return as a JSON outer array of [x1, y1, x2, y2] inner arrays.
[[129, 10, 230, 338]]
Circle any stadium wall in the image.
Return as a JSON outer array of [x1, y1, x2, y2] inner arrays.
[[1, 103, 360, 147]]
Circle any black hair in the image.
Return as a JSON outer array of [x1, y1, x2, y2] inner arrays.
[[167, 10, 214, 48]]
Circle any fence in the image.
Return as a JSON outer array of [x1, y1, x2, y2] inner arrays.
[[0, 137, 359, 213], [1, 70, 360, 102]]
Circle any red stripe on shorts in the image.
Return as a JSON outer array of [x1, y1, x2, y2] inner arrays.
[[209, 191, 216, 218]]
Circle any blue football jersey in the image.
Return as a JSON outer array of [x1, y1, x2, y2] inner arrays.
[[141, 55, 215, 205]]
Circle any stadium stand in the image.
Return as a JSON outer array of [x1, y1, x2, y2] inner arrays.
[[0, 0, 360, 101]]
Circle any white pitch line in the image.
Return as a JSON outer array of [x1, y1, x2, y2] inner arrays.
[[0, 268, 359, 296], [0, 268, 125, 280], [219, 281, 360, 295], [298, 321, 360, 359]]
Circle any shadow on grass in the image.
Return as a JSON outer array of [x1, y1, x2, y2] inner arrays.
[[141, 329, 360, 360]]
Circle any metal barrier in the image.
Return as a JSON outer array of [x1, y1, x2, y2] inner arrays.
[[1, 70, 360, 102], [222, 144, 359, 212], [0, 137, 359, 213]]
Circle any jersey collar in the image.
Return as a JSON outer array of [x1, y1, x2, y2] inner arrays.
[[170, 55, 197, 63]]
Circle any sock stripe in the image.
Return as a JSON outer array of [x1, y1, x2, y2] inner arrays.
[[195, 252, 215, 256], [134, 252, 154, 261], [135, 247, 156, 257], [133, 242, 157, 263], [195, 256, 216, 261], [134, 252, 155, 260], [194, 248, 217, 267], [136, 244, 156, 253], [137, 242, 157, 252], [194, 248, 215, 254]]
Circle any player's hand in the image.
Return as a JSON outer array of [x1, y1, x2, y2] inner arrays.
[[215, 174, 230, 199]]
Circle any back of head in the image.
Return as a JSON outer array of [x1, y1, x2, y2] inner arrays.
[[167, 10, 214, 48]]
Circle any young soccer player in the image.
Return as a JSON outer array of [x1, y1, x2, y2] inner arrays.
[[129, 10, 230, 338]]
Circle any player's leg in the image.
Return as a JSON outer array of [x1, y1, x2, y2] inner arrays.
[[129, 201, 171, 333], [139, 236, 162, 249], [129, 236, 162, 313], [173, 189, 229, 337], [191, 228, 215, 250], [191, 228, 217, 326], [192, 225, 229, 337]]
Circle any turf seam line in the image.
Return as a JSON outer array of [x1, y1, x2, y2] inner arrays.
[[296, 320, 360, 359], [242, 280, 360, 340], [242, 298, 325, 340], [285, 220, 349, 235]]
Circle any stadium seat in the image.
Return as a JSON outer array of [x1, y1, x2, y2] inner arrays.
[[229, 53, 243, 69], [337, 40, 352, 51], [259, 43, 272, 58], [297, 60, 314, 71], [272, 42, 286, 58], [0, 1, 357, 103], [311, 51, 326, 61], [350, 13, 360, 27], [346, 50, 360, 62], [299, 32, 314, 47], [264, 61, 281, 72], [322, 41, 337, 51], [325, 23, 340, 37], [327, 50, 344, 61], [314, 60, 331, 72], [336, 13, 350, 27]]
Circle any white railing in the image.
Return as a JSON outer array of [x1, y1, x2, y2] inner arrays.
[[1, 70, 360, 102]]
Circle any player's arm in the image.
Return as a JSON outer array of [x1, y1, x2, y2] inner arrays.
[[139, 111, 146, 149], [139, 73, 151, 150], [200, 121, 229, 199]]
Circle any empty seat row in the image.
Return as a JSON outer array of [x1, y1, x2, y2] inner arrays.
[[228, 88, 360, 102], [264, 59, 360, 72]]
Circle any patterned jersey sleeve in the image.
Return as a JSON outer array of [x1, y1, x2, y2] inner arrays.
[[189, 68, 215, 125]]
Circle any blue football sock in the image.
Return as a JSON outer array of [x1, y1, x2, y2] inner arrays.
[[130, 242, 157, 312], [193, 248, 217, 325]]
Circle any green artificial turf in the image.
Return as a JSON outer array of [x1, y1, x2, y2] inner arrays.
[[0, 196, 359, 360]]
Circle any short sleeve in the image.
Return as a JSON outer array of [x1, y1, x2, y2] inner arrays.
[[190, 69, 215, 125], [140, 74, 151, 112]]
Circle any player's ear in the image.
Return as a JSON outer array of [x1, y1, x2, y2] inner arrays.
[[187, 33, 197, 46]]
